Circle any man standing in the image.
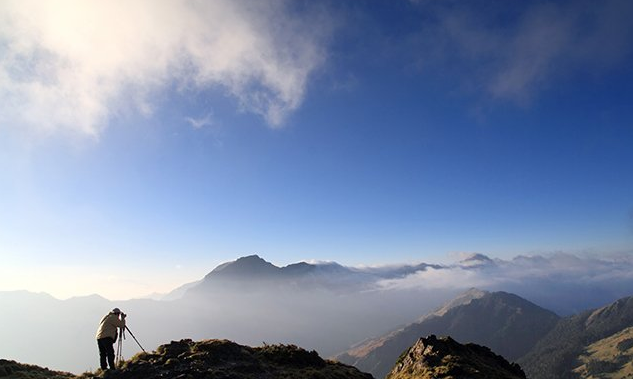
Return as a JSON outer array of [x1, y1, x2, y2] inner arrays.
[[96, 308, 126, 370]]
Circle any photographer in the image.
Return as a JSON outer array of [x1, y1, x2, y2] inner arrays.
[[95, 308, 127, 370]]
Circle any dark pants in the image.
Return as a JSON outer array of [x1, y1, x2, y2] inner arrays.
[[97, 337, 115, 370]]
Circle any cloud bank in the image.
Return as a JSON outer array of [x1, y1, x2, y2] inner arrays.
[[375, 252, 633, 314], [0, 0, 329, 136]]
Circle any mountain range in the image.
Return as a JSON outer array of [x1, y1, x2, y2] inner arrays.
[[3, 254, 633, 378], [162, 253, 633, 316], [0, 255, 460, 374], [184, 254, 380, 295]]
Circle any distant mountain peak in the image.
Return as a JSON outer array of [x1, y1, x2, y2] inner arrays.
[[585, 296, 633, 328], [194, 255, 368, 290], [459, 253, 495, 267], [215, 254, 267, 267], [209, 255, 280, 277], [282, 261, 317, 275], [387, 335, 526, 379]]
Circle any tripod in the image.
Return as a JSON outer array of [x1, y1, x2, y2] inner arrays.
[[115, 325, 147, 367], [125, 326, 146, 352]]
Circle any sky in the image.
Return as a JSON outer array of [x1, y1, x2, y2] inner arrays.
[[1, 0, 632, 300]]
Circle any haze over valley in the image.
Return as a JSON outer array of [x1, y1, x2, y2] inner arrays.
[[3, 253, 633, 374]]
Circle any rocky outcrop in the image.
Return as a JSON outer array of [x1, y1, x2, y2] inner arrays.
[[83, 339, 374, 379], [386, 335, 526, 379]]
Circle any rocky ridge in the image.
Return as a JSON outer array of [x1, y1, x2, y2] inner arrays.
[[386, 335, 526, 379], [80, 339, 373, 379]]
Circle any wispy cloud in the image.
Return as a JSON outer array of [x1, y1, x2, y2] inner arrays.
[[185, 114, 214, 130], [409, 0, 633, 104], [0, 0, 330, 137]]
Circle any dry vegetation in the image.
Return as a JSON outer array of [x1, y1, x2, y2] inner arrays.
[[573, 327, 633, 379], [76, 339, 373, 379]]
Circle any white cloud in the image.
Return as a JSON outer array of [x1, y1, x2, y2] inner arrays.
[[379, 252, 633, 289], [374, 251, 633, 314], [0, 0, 330, 137], [377, 266, 493, 290]]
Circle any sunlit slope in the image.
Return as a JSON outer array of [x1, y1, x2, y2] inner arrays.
[[573, 326, 633, 379]]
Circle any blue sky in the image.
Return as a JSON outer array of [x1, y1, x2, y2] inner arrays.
[[1, 0, 632, 299]]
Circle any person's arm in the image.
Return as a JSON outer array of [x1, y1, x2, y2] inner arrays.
[[115, 313, 127, 328]]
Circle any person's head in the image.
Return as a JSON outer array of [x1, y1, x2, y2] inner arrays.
[[111, 308, 121, 315]]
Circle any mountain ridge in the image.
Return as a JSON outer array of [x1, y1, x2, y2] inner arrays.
[[336, 290, 560, 379], [186, 254, 381, 295], [518, 294, 633, 379]]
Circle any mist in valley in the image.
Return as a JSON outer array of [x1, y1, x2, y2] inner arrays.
[[3, 252, 633, 374], [0, 284, 457, 373]]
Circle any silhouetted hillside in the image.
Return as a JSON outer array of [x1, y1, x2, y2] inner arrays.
[[78, 339, 373, 379], [186, 255, 377, 294], [0, 359, 73, 378], [386, 335, 526, 379], [337, 290, 559, 379]]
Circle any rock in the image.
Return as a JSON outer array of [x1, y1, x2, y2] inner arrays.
[[386, 335, 526, 379]]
